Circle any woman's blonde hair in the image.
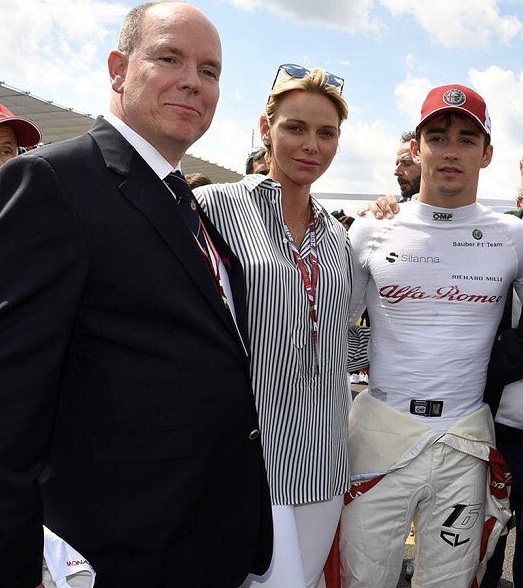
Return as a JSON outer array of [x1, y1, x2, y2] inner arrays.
[[263, 68, 349, 164]]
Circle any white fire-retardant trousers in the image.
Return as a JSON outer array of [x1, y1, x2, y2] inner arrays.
[[340, 441, 487, 588]]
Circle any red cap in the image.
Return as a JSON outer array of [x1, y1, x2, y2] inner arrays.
[[0, 103, 42, 147], [417, 84, 491, 137]]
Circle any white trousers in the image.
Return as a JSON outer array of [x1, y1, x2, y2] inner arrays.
[[241, 496, 344, 588], [340, 441, 487, 588]]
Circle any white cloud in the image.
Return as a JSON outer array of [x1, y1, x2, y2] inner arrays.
[[394, 77, 432, 127], [311, 119, 399, 195], [223, 0, 522, 47], [0, 0, 128, 112], [222, 0, 383, 34], [380, 0, 522, 49], [188, 118, 254, 175], [469, 65, 523, 199]]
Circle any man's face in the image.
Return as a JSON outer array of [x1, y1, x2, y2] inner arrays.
[[0, 125, 18, 167], [414, 113, 492, 208], [517, 196, 523, 210], [109, 3, 221, 164], [394, 141, 421, 200], [252, 155, 269, 175]]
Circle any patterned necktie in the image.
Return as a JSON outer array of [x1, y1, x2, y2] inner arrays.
[[164, 171, 209, 253], [165, 174, 242, 345]]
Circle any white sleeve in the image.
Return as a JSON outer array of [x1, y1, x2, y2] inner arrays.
[[347, 219, 371, 325]]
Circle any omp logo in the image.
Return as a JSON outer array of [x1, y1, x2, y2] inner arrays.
[[386, 252, 399, 263], [433, 212, 453, 221]]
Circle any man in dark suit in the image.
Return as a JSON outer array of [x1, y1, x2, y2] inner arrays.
[[0, 2, 272, 587]]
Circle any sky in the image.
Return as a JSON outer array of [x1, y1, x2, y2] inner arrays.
[[2, 0, 523, 213]]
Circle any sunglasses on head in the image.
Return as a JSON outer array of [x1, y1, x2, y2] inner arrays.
[[271, 63, 344, 94]]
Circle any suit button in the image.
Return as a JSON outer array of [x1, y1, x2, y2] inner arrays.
[[249, 429, 260, 441]]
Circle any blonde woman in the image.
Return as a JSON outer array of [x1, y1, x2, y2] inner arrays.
[[195, 64, 366, 587]]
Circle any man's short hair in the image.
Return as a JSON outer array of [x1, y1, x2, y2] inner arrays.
[[400, 131, 415, 143], [118, 2, 156, 54], [245, 147, 267, 174]]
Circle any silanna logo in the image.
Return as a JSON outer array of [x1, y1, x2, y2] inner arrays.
[[386, 252, 439, 264], [433, 212, 453, 221]]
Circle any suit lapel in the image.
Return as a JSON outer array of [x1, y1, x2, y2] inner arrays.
[[89, 117, 248, 353], [198, 205, 251, 349]]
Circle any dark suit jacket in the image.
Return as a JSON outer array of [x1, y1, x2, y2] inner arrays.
[[0, 117, 272, 588]]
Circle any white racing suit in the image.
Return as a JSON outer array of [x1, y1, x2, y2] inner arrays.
[[339, 392, 511, 588]]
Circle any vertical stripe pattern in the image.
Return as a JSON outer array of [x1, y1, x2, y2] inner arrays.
[[195, 175, 364, 505]]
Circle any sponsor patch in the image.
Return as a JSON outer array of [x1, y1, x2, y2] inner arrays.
[[433, 212, 453, 221]]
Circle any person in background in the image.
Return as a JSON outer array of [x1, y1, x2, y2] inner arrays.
[[514, 158, 523, 216], [394, 130, 421, 202], [517, 159, 523, 210], [0, 102, 41, 166], [195, 63, 367, 588], [340, 84, 521, 588], [331, 209, 368, 387], [185, 171, 213, 188], [331, 209, 355, 230], [245, 145, 269, 175], [0, 3, 272, 587], [481, 176, 523, 588], [481, 289, 523, 588]]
